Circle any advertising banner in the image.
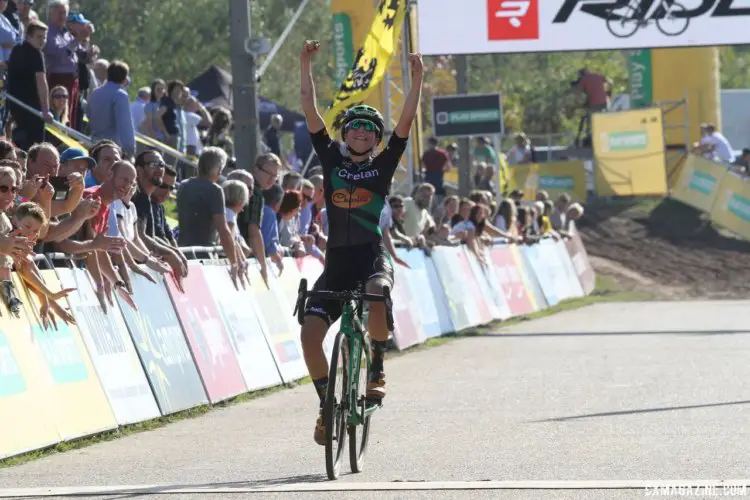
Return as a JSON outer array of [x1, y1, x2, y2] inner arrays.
[[424, 256, 455, 335], [509, 161, 587, 203], [672, 154, 727, 213], [432, 93, 504, 138], [628, 49, 653, 108], [247, 259, 307, 382], [20, 273, 117, 441], [593, 107, 668, 197], [395, 248, 443, 339], [489, 245, 536, 316], [0, 324, 60, 459], [391, 254, 427, 350], [58, 268, 160, 425], [464, 247, 511, 321], [708, 170, 750, 240], [165, 265, 247, 403], [565, 226, 597, 295], [455, 248, 493, 325], [512, 245, 546, 310], [201, 265, 282, 392], [551, 240, 586, 299], [295, 256, 337, 362], [521, 244, 563, 306], [430, 246, 480, 331], [418, 1, 750, 56], [117, 271, 207, 415]]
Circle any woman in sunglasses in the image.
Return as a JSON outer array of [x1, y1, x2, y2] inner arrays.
[[299, 40, 424, 445], [49, 85, 69, 126]]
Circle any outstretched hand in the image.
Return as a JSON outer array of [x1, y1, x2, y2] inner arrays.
[[300, 40, 320, 62], [408, 53, 424, 79]]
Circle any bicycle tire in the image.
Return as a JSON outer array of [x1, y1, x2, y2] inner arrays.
[[324, 331, 349, 480], [606, 10, 640, 38], [657, 1, 689, 37], [348, 333, 372, 473]]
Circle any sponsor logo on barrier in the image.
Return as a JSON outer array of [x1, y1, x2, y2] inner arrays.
[[728, 193, 750, 222], [688, 171, 717, 195], [33, 325, 89, 384], [332, 187, 373, 208], [0, 332, 25, 397], [488, 0, 539, 41], [603, 131, 648, 152], [539, 175, 575, 190]]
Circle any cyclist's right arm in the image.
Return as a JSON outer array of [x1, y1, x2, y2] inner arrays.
[[300, 41, 325, 134]]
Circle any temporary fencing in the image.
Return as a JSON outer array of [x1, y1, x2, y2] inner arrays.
[[0, 225, 595, 460]]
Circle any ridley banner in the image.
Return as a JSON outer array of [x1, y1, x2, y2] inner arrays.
[[418, 0, 750, 55]]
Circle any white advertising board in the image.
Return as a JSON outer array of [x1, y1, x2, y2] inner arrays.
[[418, 0, 750, 55]]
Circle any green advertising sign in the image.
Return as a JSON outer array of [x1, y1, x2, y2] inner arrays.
[[607, 131, 648, 151], [332, 13, 354, 89], [628, 50, 653, 109]]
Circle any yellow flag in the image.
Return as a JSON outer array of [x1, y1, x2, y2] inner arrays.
[[323, 0, 407, 135], [45, 125, 88, 153]]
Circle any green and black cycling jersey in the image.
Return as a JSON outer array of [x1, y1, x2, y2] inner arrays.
[[310, 127, 408, 249]]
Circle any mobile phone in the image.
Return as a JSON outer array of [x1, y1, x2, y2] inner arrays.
[[48, 176, 70, 201]]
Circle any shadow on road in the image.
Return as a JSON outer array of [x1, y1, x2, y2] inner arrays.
[[467, 330, 749, 338], [530, 399, 750, 423]]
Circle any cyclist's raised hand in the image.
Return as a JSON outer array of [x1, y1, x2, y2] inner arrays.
[[300, 40, 320, 62], [408, 53, 424, 79]]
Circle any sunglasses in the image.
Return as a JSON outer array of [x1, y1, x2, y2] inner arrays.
[[159, 183, 175, 190], [52, 94, 68, 99], [146, 161, 167, 169], [347, 119, 377, 133], [0, 185, 18, 195]]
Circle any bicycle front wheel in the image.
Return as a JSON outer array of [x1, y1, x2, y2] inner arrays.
[[606, 10, 640, 38], [349, 334, 372, 473], [657, 1, 689, 37], [324, 331, 349, 480]]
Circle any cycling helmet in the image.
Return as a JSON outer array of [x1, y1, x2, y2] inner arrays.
[[340, 105, 385, 143]]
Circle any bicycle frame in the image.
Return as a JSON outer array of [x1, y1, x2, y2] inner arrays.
[[339, 300, 380, 426]]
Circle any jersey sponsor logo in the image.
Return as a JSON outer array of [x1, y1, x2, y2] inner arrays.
[[488, 0, 539, 40], [332, 187, 373, 209], [337, 167, 380, 182]]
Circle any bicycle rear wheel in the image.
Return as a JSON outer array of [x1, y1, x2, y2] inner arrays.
[[348, 334, 372, 473], [325, 331, 349, 480], [605, 8, 640, 38], [657, 1, 689, 37]]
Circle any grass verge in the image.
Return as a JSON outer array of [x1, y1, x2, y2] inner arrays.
[[0, 275, 651, 469]]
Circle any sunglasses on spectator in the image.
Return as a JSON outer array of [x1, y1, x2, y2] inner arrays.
[[347, 119, 377, 133], [146, 161, 167, 169], [52, 93, 68, 99], [0, 185, 18, 194], [159, 182, 175, 190]]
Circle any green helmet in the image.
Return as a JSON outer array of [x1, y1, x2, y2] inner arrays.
[[340, 105, 385, 142]]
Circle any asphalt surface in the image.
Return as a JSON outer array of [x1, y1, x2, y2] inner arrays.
[[2, 301, 750, 500]]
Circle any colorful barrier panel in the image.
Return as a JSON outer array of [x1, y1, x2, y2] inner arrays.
[[672, 155, 728, 213], [294, 256, 338, 362], [708, 171, 750, 241], [58, 268, 160, 426], [116, 271, 208, 415], [165, 264, 248, 403], [0, 234, 596, 461]]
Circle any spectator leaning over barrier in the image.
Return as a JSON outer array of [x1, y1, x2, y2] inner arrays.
[[438, 195, 458, 226], [85, 139, 120, 188], [133, 150, 187, 287], [80, 160, 137, 311], [378, 197, 409, 268], [282, 171, 302, 191], [149, 164, 178, 248], [451, 197, 472, 227], [25, 143, 85, 219], [59, 146, 94, 178], [278, 189, 308, 259], [7, 20, 50, 151], [494, 198, 518, 234], [694, 123, 735, 163], [222, 179, 250, 287], [550, 193, 571, 231], [388, 195, 415, 248], [298, 178, 314, 235], [307, 173, 327, 248], [0, 166, 31, 313], [402, 182, 436, 242], [176, 147, 239, 285], [261, 183, 285, 274], [88, 60, 136, 158], [242, 152, 281, 287]]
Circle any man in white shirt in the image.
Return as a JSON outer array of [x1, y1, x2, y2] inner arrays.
[[695, 123, 735, 163], [130, 87, 149, 132]]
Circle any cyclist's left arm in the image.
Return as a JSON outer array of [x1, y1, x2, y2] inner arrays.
[[393, 53, 424, 139]]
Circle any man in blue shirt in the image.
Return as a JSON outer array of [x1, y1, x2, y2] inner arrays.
[[87, 60, 135, 158]]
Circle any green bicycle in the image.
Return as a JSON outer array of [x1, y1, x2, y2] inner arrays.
[[294, 279, 394, 480]]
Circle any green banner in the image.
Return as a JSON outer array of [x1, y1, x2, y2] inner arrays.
[[332, 13, 354, 89], [628, 49, 653, 109]]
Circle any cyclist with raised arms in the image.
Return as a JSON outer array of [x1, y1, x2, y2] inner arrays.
[[299, 39, 423, 445]]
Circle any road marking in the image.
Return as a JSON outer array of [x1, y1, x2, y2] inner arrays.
[[1, 480, 750, 497]]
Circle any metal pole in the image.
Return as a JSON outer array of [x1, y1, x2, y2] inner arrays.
[[455, 55, 471, 196], [230, 0, 260, 170], [256, 0, 312, 79], [383, 70, 393, 131], [399, 24, 414, 194]]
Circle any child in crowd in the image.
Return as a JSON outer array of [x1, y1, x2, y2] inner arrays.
[[222, 179, 251, 288]]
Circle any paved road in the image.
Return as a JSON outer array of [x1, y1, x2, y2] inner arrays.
[[2, 301, 750, 500]]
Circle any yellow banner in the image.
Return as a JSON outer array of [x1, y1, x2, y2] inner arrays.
[[708, 171, 750, 240], [592, 107, 668, 197], [323, 0, 408, 134], [46, 126, 88, 153], [508, 161, 587, 202], [17, 272, 117, 441], [671, 155, 728, 213]]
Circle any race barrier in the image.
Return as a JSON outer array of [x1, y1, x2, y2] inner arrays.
[[0, 226, 595, 460], [672, 154, 750, 240], [508, 160, 588, 203]]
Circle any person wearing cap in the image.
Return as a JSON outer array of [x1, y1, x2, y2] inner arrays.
[[130, 86, 150, 133], [59, 146, 94, 177], [87, 60, 135, 158], [43, 1, 92, 131]]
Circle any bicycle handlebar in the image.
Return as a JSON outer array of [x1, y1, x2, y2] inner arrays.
[[302, 290, 389, 303]]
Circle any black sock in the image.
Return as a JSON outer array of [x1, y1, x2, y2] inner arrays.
[[370, 340, 388, 380], [312, 377, 328, 407]]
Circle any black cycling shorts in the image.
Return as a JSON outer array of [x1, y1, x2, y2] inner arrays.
[[304, 242, 394, 326]]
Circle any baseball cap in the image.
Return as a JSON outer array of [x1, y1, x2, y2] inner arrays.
[[67, 12, 90, 24], [60, 147, 96, 170]]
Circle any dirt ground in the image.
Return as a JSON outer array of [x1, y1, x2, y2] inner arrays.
[[578, 198, 750, 300]]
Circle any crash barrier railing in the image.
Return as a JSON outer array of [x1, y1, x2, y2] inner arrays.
[[0, 225, 596, 460], [670, 154, 750, 240]]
